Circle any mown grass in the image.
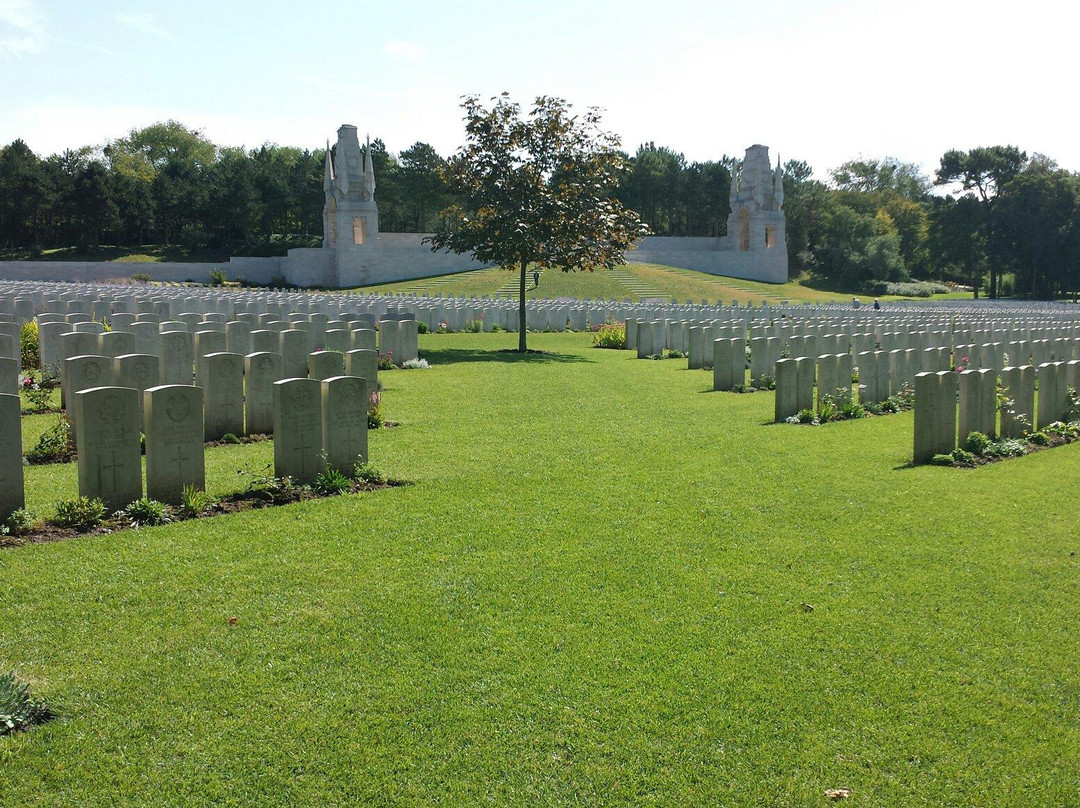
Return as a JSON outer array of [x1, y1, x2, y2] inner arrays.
[[2, 332, 1078, 805], [356, 263, 970, 306]]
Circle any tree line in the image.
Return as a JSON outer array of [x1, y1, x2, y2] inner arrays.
[[1, 121, 1078, 298]]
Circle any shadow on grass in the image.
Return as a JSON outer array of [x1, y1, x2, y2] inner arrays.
[[419, 347, 592, 366]]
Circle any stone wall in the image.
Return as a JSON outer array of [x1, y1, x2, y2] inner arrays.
[[0, 233, 788, 288]]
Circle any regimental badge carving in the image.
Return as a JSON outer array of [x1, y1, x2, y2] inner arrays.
[[166, 392, 190, 423], [99, 392, 124, 423], [83, 362, 101, 384]]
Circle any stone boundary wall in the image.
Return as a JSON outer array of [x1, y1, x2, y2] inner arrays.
[[0, 235, 788, 288]]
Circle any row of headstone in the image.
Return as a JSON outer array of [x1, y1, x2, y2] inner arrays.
[[912, 361, 1080, 463], [8, 373, 371, 515], [61, 348, 377, 441]]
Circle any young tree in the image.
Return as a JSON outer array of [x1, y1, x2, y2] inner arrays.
[[430, 94, 648, 351]]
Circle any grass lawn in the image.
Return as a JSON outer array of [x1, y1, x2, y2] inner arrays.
[[3, 332, 1078, 805], [355, 263, 973, 307]]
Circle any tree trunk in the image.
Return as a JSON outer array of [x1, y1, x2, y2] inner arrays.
[[518, 259, 528, 352]]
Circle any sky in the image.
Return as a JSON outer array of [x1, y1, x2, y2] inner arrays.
[[1, 0, 1078, 181]]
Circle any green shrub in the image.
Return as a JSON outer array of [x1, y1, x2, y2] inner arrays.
[[240, 469, 301, 504], [1028, 431, 1051, 446], [796, 409, 817, 424], [950, 448, 976, 464], [54, 496, 106, 531], [221, 433, 241, 445], [377, 352, 395, 370], [25, 418, 74, 464], [964, 431, 992, 457], [178, 485, 215, 518], [591, 323, 626, 349], [490, 322, 506, 333], [368, 391, 383, 429], [19, 320, 39, 369], [353, 460, 388, 485], [131, 272, 153, 283], [840, 399, 866, 419], [0, 671, 54, 736], [754, 374, 776, 391], [313, 467, 350, 495], [208, 268, 227, 287], [417, 320, 429, 334], [665, 349, 686, 359], [464, 319, 484, 333], [123, 498, 172, 528], [930, 453, 955, 466], [3, 508, 37, 536], [817, 396, 837, 422]]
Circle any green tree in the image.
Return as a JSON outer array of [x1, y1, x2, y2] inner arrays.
[[431, 93, 648, 351], [399, 142, 453, 232], [990, 158, 1080, 298], [830, 157, 930, 200], [934, 146, 1027, 297], [0, 139, 53, 248]]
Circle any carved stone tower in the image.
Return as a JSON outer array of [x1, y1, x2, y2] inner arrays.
[[322, 125, 378, 251], [726, 144, 785, 256]]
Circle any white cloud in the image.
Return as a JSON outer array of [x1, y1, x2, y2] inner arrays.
[[383, 40, 425, 60], [0, 0, 45, 56], [114, 12, 177, 42]]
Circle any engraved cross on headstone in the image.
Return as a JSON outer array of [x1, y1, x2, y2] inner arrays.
[[100, 450, 123, 491]]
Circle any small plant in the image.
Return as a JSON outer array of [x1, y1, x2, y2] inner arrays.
[[54, 496, 106, 531], [353, 460, 387, 485], [817, 394, 837, 422], [490, 322, 506, 333], [123, 497, 172, 527], [3, 508, 37, 536], [950, 448, 976, 465], [930, 453, 955, 466], [955, 355, 970, 372], [401, 358, 431, 370], [220, 433, 242, 445], [754, 374, 776, 391], [1028, 430, 1051, 446], [239, 466, 300, 504], [665, 348, 686, 359], [131, 272, 153, 283], [0, 671, 54, 736], [208, 268, 228, 287], [417, 320, 429, 334], [313, 467, 350, 495], [20, 374, 53, 412], [178, 485, 215, 518], [796, 408, 819, 425], [25, 418, 74, 464], [592, 323, 626, 349], [368, 391, 384, 429], [377, 351, 395, 370], [964, 431, 992, 456], [464, 319, 484, 333], [840, 399, 866, 419], [19, 320, 39, 369]]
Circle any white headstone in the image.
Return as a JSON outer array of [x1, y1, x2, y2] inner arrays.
[[144, 385, 205, 505]]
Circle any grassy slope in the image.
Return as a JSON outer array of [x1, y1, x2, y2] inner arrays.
[[356, 263, 966, 306], [3, 332, 1079, 806]]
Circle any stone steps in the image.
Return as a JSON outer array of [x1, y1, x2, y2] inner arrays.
[[496, 270, 543, 298], [607, 267, 669, 300]]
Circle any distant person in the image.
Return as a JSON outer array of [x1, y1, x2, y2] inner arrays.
[[533, 270, 540, 288], [873, 299, 881, 310], [852, 297, 861, 309]]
